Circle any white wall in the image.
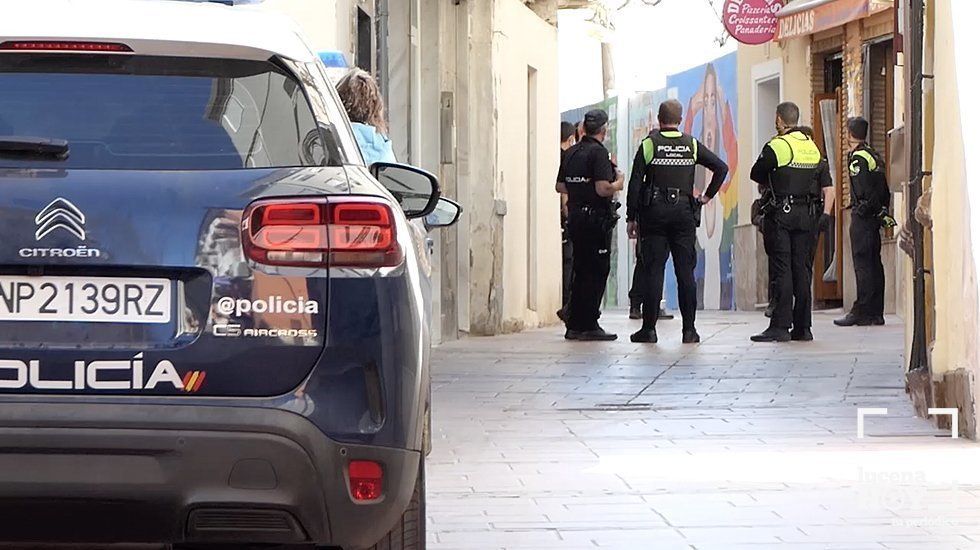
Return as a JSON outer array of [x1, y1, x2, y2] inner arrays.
[[496, 0, 562, 330], [928, 0, 980, 382], [257, 0, 351, 56], [557, 9, 604, 111], [951, 1, 980, 378]]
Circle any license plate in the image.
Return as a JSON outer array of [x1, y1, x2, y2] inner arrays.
[[0, 276, 172, 324]]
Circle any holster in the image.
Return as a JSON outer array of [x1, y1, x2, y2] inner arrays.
[[751, 197, 770, 227], [853, 199, 877, 219], [640, 184, 654, 209], [692, 197, 703, 227]]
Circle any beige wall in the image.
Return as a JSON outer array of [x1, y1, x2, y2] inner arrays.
[[257, 0, 351, 56], [923, 0, 979, 381], [735, 40, 812, 224], [495, 0, 562, 331]]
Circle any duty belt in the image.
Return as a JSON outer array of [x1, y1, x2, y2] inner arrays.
[[651, 187, 689, 205], [771, 194, 819, 213], [573, 204, 609, 214]]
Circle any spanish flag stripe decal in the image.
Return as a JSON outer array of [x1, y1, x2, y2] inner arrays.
[[192, 372, 206, 392], [182, 371, 195, 390], [184, 372, 199, 393]]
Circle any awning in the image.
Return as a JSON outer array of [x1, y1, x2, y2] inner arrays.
[[776, 0, 891, 41]]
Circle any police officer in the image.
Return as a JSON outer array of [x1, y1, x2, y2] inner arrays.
[[835, 117, 889, 327], [750, 102, 835, 342], [626, 99, 729, 344], [557, 121, 578, 322], [556, 109, 623, 341]]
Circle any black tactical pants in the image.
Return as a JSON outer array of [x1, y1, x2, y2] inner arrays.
[[761, 221, 777, 310], [629, 241, 646, 307], [566, 208, 614, 332], [850, 215, 885, 318], [763, 207, 818, 330], [638, 200, 698, 331], [561, 226, 573, 307]]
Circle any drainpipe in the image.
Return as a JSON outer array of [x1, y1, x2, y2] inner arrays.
[[376, 0, 390, 111], [906, 0, 929, 373]]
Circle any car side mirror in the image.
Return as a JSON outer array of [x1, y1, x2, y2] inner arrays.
[[425, 197, 462, 229], [370, 162, 440, 219]]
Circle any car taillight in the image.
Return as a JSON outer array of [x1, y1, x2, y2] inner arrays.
[[0, 41, 133, 53], [243, 198, 403, 268], [348, 460, 384, 502]]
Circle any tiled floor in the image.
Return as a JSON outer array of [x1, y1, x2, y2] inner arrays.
[[426, 310, 980, 549]]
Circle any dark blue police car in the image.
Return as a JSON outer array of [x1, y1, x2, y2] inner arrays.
[[0, 1, 460, 548]]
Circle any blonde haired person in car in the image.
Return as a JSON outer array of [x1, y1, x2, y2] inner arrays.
[[336, 68, 396, 166]]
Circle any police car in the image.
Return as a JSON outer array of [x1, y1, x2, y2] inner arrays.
[[0, 1, 459, 548]]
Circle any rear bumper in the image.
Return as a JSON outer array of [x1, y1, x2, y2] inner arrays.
[[0, 402, 420, 549]]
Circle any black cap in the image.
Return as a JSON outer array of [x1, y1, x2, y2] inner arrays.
[[583, 109, 609, 134]]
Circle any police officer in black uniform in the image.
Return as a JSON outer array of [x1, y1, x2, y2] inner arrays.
[[557, 121, 578, 322], [750, 102, 835, 342], [556, 109, 623, 341], [835, 117, 890, 327], [626, 99, 729, 344]]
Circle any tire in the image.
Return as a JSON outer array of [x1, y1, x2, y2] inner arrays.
[[370, 460, 425, 550]]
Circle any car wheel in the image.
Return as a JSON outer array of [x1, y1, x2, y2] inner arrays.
[[370, 460, 426, 550]]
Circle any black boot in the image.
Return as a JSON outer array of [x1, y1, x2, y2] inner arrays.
[[630, 327, 658, 343], [577, 327, 618, 341], [833, 313, 860, 326], [682, 329, 700, 344], [790, 328, 814, 341], [629, 303, 642, 320], [751, 327, 791, 342]]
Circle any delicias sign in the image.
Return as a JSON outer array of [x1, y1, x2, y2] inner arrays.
[[723, 0, 784, 45]]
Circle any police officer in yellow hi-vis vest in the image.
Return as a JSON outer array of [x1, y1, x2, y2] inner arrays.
[[835, 117, 892, 327], [750, 102, 835, 343], [626, 99, 728, 344]]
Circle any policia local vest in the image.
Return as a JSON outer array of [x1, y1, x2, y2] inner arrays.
[[767, 131, 822, 197], [640, 130, 698, 195], [849, 145, 890, 208]]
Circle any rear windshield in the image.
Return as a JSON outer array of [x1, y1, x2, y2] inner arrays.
[[0, 54, 338, 170]]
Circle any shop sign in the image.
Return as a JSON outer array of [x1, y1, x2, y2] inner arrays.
[[777, 0, 870, 41], [723, 0, 785, 45]]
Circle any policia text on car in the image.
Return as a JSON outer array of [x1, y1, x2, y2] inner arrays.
[[750, 102, 836, 343], [835, 116, 893, 327], [626, 99, 729, 344], [556, 109, 623, 341]]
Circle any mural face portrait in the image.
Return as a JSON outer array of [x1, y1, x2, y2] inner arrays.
[[696, 64, 723, 241], [702, 67, 719, 152]]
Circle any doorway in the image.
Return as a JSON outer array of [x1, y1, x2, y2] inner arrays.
[[356, 7, 373, 72], [755, 76, 781, 160], [812, 51, 845, 305]]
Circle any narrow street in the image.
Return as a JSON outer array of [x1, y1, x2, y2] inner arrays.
[[427, 312, 980, 549]]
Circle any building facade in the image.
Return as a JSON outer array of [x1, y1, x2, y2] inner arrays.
[[733, 0, 900, 318], [261, 0, 563, 342], [901, 0, 980, 438]]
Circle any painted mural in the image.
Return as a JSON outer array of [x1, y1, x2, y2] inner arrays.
[[666, 52, 740, 311]]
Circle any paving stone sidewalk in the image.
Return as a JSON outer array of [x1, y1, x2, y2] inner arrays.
[[426, 310, 980, 550]]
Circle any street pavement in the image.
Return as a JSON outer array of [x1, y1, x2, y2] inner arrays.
[[426, 310, 980, 549]]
